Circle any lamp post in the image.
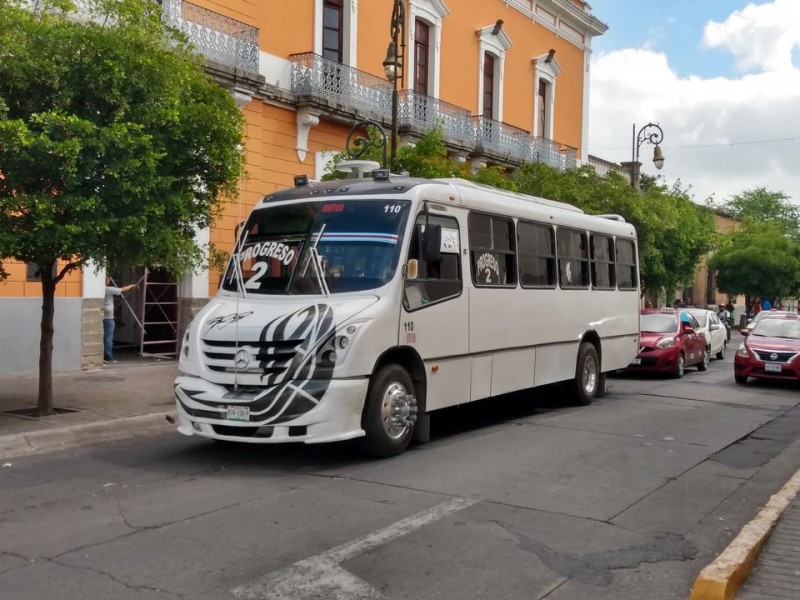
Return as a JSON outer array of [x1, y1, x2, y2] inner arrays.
[[382, 0, 405, 171], [629, 122, 665, 191]]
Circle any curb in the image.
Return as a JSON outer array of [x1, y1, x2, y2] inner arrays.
[[0, 411, 176, 461], [690, 466, 800, 600]]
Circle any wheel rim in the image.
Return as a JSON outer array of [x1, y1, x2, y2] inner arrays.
[[677, 354, 685, 377], [704, 349, 710, 368], [582, 354, 598, 395], [380, 381, 415, 440], [721, 342, 726, 358]]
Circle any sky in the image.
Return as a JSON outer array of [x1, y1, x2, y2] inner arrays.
[[586, 0, 800, 206]]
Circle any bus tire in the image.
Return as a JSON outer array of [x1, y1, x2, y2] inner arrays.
[[595, 372, 608, 398], [361, 365, 417, 458], [569, 342, 599, 406]]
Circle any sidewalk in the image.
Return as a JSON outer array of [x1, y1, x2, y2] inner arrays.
[[0, 359, 177, 460]]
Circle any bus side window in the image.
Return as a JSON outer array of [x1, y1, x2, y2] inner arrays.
[[616, 238, 638, 290], [590, 234, 615, 289], [557, 228, 590, 288], [468, 213, 517, 286], [518, 221, 556, 287], [403, 214, 462, 311]]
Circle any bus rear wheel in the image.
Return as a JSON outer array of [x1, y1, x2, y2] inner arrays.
[[569, 342, 599, 406], [361, 365, 417, 458]]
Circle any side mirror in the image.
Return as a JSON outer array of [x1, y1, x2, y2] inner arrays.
[[681, 324, 695, 335], [741, 329, 750, 337], [422, 223, 442, 262]]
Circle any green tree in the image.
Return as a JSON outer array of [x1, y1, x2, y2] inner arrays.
[[718, 188, 799, 235], [709, 222, 800, 301], [0, 0, 244, 415], [707, 188, 800, 303]]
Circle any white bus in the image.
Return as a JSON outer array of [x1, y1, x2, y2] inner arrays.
[[174, 172, 641, 457]]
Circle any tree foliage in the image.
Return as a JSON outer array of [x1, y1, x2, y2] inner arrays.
[[708, 189, 800, 300], [0, 0, 245, 414]]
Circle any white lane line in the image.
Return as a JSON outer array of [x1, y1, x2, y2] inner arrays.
[[233, 497, 478, 600]]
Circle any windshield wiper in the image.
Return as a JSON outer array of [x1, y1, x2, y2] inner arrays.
[[289, 221, 331, 297]]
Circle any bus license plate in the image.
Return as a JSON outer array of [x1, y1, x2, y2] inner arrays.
[[226, 406, 250, 421], [632, 358, 641, 365], [765, 363, 782, 373]]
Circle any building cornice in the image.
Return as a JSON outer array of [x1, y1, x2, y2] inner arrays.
[[503, 0, 608, 51]]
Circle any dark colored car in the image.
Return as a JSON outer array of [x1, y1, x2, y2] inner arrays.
[[734, 314, 800, 384], [625, 308, 709, 378]]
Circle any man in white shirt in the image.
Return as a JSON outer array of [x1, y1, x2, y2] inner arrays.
[[717, 303, 731, 342], [104, 276, 137, 363]]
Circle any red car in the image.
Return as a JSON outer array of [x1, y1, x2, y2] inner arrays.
[[734, 314, 800, 384], [624, 308, 709, 378]]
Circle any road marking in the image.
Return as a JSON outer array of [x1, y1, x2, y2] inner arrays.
[[233, 497, 477, 600]]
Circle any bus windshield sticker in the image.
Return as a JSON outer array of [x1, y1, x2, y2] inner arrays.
[[441, 228, 460, 253]]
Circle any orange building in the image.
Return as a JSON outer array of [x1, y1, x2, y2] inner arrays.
[[0, 0, 608, 374]]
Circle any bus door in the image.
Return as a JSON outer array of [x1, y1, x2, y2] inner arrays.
[[401, 211, 470, 410]]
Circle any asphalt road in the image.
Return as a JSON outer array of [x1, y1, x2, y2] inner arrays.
[[2, 351, 800, 600]]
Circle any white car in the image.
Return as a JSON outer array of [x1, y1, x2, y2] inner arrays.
[[686, 309, 727, 360]]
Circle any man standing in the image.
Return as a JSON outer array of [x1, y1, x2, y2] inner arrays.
[[104, 276, 137, 364], [718, 303, 731, 342]]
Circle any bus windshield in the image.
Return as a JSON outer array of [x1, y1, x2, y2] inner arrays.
[[222, 199, 411, 295]]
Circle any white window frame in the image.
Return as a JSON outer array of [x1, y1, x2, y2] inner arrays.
[[313, 0, 357, 66], [532, 52, 561, 138], [477, 25, 512, 121], [407, 0, 450, 98]]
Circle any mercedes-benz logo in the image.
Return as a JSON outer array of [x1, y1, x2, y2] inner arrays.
[[234, 349, 250, 370], [770, 353, 778, 361]]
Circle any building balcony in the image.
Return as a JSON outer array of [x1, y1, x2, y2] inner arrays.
[[161, 0, 259, 74], [531, 136, 578, 170], [290, 53, 393, 121], [473, 116, 535, 164], [397, 90, 474, 148]]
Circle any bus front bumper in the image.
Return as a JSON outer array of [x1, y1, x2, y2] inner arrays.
[[174, 375, 368, 444]]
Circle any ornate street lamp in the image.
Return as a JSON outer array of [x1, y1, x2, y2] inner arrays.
[[382, 0, 405, 171], [629, 122, 665, 190]]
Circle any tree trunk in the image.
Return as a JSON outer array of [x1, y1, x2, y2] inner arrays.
[[36, 265, 57, 417]]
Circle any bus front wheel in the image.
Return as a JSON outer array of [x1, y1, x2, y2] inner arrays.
[[361, 365, 417, 458], [570, 342, 599, 406]]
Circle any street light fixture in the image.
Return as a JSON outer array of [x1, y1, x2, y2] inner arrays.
[[629, 122, 665, 190], [381, 0, 405, 171]]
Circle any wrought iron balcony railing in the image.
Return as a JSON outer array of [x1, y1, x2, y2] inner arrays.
[[290, 53, 393, 119], [397, 90, 474, 147], [531, 136, 578, 170], [161, 0, 259, 73], [473, 116, 533, 162]]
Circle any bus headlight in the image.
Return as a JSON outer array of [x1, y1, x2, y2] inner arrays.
[[182, 330, 191, 358]]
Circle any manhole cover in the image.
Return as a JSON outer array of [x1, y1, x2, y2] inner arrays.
[[6, 407, 79, 419], [78, 375, 125, 383]]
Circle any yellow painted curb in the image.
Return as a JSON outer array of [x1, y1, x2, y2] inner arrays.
[[690, 466, 800, 600]]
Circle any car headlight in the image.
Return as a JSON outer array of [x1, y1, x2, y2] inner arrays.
[[736, 343, 749, 358], [656, 337, 676, 348]]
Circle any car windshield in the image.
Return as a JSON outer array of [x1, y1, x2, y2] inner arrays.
[[641, 314, 678, 333], [222, 199, 411, 295], [752, 319, 800, 339], [688, 311, 708, 327]]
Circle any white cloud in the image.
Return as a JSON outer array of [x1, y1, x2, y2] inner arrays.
[[702, 0, 800, 73], [589, 1, 800, 205]]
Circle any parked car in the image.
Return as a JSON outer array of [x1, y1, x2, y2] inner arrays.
[[740, 310, 799, 335], [734, 313, 800, 384], [625, 308, 709, 378], [686, 308, 727, 360]]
